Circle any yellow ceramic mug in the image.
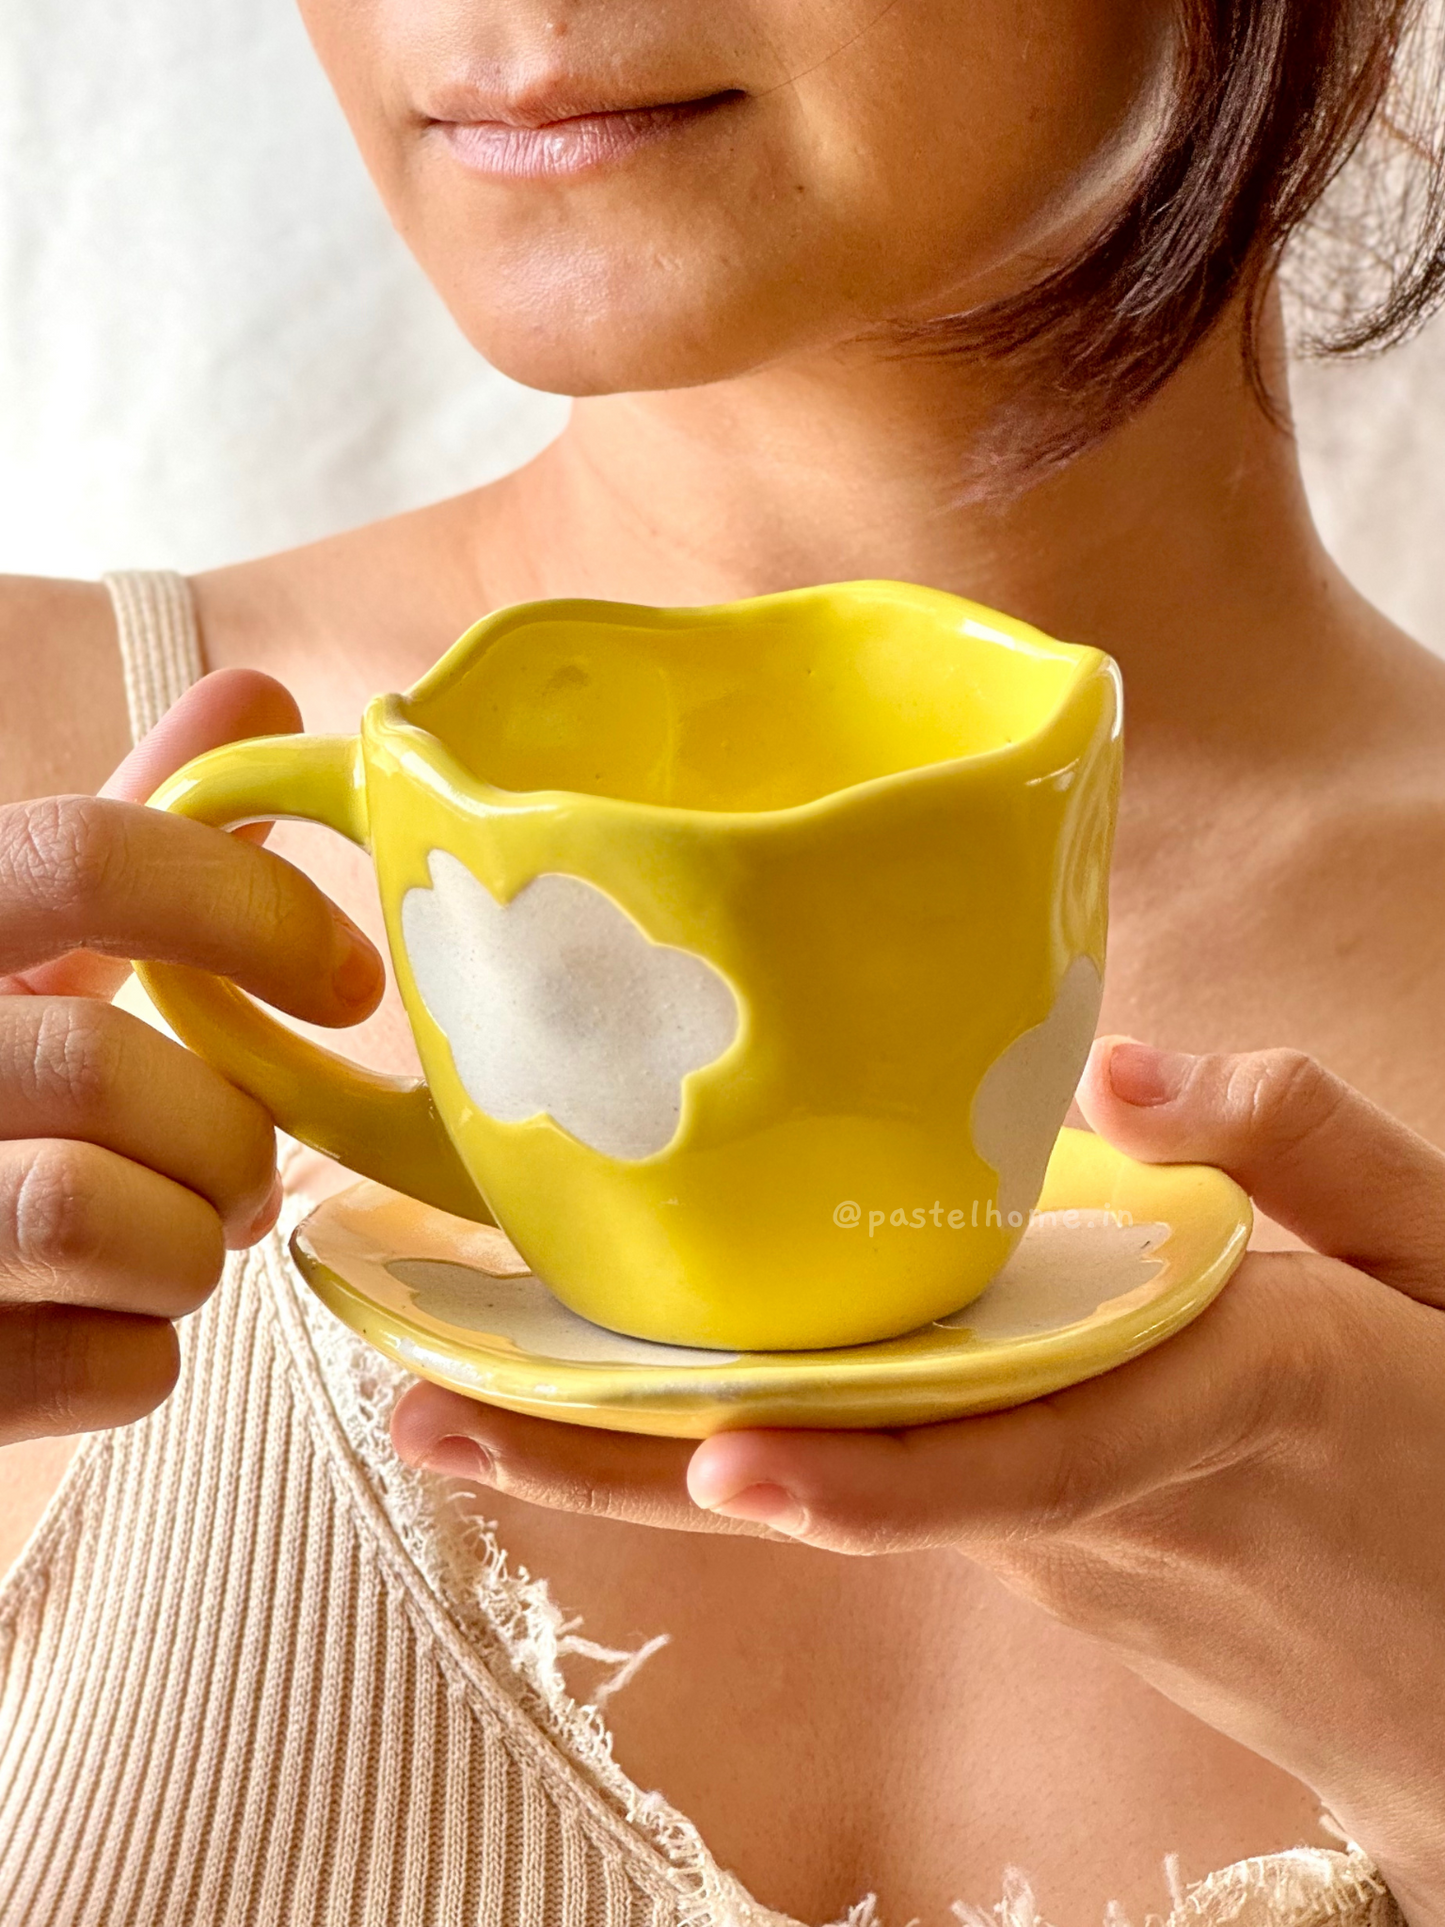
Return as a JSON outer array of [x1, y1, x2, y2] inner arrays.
[[137, 581, 1121, 1351]]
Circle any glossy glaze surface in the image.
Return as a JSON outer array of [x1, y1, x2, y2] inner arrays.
[[139, 581, 1121, 1349], [290, 1126, 1251, 1436]]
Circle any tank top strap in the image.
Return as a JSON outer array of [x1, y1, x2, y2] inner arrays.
[[101, 569, 206, 746]]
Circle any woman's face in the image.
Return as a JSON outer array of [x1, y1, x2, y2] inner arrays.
[[300, 0, 1168, 395]]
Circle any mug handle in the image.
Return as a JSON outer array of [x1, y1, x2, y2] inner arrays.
[[134, 733, 493, 1224]]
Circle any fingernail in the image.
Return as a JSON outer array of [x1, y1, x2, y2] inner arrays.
[[692, 1479, 806, 1536], [419, 1436, 495, 1484], [330, 921, 384, 1006], [1107, 1040, 1191, 1108]]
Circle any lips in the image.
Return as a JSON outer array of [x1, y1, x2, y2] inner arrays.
[[428, 87, 743, 181]]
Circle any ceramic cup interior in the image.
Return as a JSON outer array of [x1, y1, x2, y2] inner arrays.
[[402, 602, 1085, 812]]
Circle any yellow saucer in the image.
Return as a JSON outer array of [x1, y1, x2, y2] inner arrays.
[[290, 1128, 1251, 1438]]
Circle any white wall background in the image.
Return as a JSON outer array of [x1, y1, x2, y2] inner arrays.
[[0, 0, 567, 581], [1, 0, 1442, 653], [1293, 340, 1445, 653]]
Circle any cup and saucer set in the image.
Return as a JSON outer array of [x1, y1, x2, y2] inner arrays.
[[138, 582, 1250, 1439]]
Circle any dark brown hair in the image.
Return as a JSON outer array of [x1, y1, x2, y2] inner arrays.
[[904, 0, 1445, 479]]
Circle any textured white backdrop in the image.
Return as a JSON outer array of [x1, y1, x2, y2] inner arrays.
[[0, 0, 568, 580], [1, 0, 1442, 654]]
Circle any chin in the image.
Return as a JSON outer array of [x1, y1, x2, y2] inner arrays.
[[458, 323, 768, 399], [414, 233, 872, 399]]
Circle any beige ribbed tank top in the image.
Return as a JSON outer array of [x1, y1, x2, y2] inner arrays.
[[0, 571, 1404, 1927]]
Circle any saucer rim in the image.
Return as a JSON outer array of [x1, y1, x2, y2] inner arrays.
[[289, 1129, 1252, 1436]]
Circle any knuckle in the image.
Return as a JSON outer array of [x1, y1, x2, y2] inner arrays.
[[0, 1140, 228, 1314], [6, 1141, 107, 1280], [3, 795, 124, 928], [495, 1459, 623, 1521], [26, 998, 125, 1120], [1232, 1047, 1346, 1155]]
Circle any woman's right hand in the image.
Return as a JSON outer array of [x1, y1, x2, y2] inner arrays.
[[0, 669, 385, 1446]]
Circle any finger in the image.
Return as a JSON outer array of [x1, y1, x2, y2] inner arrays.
[[0, 1302, 179, 1445], [0, 793, 382, 1024], [0, 1000, 278, 1242], [0, 1139, 229, 1317], [22, 669, 304, 1004], [684, 1248, 1342, 1554], [395, 1248, 1343, 1554], [687, 1404, 1165, 1554], [390, 1382, 780, 1538], [687, 1398, 1099, 1553], [1077, 1038, 1445, 1305], [98, 667, 301, 808], [396, 1301, 1238, 1555]]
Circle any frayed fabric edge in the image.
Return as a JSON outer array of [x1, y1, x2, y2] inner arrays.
[[949, 1844, 1396, 1927], [288, 1247, 797, 1927], [282, 1221, 1396, 1927]]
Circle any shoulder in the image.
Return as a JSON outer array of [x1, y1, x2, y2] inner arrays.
[[0, 481, 497, 810], [0, 574, 130, 804], [190, 491, 498, 723], [0, 483, 498, 812]]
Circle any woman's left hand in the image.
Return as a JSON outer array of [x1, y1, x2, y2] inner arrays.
[[392, 1040, 1445, 1921]]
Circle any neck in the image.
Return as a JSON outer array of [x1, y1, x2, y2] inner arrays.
[[479, 300, 1378, 769]]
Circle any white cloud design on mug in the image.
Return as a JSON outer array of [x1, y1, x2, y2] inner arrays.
[[970, 954, 1104, 1222], [400, 850, 740, 1160]]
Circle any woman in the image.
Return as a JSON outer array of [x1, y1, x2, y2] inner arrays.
[[1, 1, 1444, 1922]]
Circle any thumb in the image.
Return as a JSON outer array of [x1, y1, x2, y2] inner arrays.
[[19, 668, 303, 1001], [1077, 1037, 1445, 1306]]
